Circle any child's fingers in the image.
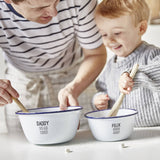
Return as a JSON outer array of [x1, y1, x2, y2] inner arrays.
[[95, 94, 109, 102], [122, 80, 134, 89], [95, 99, 108, 106], [119, 73, 134, 94], [94, 94, 109, 110], [120, 72, 133, 82], [105, 94, 110, 100], [96, 104, 108, 110], [120, 86, 133, 94]]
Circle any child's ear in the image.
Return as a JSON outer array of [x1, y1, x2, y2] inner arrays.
[[138, 20, 148, 35], [4, 0, 12, 4]]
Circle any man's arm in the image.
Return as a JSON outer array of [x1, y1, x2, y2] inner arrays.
[[58, 44, 107, 109]]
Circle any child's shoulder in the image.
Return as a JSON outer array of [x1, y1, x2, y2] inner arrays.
[[143, 41, 160, 53], [141, 41, 160, 59]]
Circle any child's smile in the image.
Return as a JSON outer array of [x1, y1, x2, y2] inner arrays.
[[95, 14, 142, 57]]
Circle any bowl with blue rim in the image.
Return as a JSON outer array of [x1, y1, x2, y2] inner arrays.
[[85, 108, 137, 141], [16, 106, 83, 145]]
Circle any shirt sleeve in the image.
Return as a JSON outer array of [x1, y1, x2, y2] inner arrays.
[[76, 0, 103, 49], [133, 54, 160, 92]]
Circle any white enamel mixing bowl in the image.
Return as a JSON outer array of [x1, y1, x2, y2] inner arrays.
[[16, 106, 82, 145], [85, 109, 137, 142]]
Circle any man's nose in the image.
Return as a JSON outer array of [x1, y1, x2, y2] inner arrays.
[[46, 6, 58, 17]]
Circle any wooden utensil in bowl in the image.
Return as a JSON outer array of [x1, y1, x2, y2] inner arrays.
[[107, 63, 139, 117], [12, 97, 29, 113]]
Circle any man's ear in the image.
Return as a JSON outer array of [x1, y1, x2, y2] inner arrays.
[[4, 0, 12, 4], [138, 20, 148, 35]]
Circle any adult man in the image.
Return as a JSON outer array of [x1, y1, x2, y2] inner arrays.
[[0, 0, 106, 131]]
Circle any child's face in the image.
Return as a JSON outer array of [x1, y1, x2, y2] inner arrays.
[[95, 14, 142, 57]]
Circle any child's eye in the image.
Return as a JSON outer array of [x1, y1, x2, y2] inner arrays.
[[102, 34, 107, 37]]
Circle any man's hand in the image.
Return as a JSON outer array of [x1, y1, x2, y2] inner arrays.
[[58, 82, 79, 110], [0, 79, 19, 106]]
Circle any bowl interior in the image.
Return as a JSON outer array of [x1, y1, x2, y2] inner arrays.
[[85, 108, 138, 119], [16, 106, 83, 115]]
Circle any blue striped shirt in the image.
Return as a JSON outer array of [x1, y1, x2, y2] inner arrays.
[[0, 0, 102, 72]]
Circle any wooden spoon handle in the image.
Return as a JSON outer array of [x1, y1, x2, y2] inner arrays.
[[107, 63, 139, 117], [108, 93, 125, 117], [129, 64, 139, 79], [12, 97, 29, 113]]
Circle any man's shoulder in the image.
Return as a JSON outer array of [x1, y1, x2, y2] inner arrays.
[[0, 1, 8, 9], [0, 1, 11, 21]]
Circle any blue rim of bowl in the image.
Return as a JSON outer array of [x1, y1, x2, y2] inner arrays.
[[15, 106, 83, 115], [84, 108, 138, 119]]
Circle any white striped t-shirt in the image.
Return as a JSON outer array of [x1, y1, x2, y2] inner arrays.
[[0, 0, 102, 72]]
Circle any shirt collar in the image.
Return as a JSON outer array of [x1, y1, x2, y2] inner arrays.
[[6, 3, 23, 18]]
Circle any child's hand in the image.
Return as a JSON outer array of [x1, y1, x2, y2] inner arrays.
[[119, 72, 134, 94], [94, 94, 110, 110]]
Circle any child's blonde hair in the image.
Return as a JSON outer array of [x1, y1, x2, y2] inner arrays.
[[96, 0, 150, 26]]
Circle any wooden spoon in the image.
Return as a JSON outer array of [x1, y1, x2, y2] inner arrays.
[[12, 97, 29, 113], [107, 63, 139, 117]]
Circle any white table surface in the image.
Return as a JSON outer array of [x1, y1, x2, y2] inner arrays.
[[0, 127, 160, 160]]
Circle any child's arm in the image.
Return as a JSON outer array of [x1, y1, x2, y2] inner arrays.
[[133, 61, 160, 92], [119, 59, 160, 94]]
